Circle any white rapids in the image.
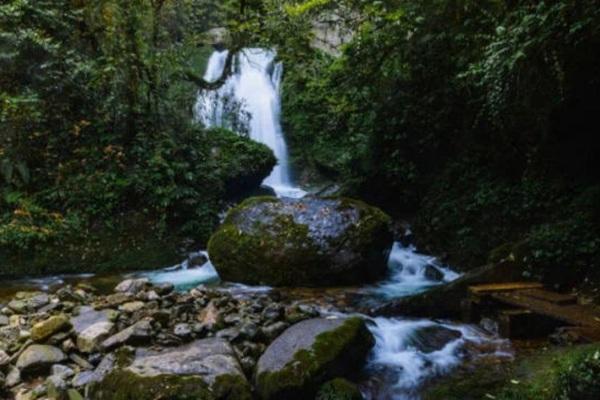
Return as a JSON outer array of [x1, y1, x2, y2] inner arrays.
[[195, 48, 306, 198], [371, 242, 460, 299]]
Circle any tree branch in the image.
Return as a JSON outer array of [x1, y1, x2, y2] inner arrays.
[[184, 48, 237, 91]]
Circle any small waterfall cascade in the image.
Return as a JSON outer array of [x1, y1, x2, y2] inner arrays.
[[195, 48, 306, 198], [369, 242, 460, 299], [363, 317, 512, 399]]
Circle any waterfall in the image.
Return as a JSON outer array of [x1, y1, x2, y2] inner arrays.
[[195, 48, 306, 198]]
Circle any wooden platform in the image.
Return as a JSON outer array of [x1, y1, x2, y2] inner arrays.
[[466, 282, 600, 341]]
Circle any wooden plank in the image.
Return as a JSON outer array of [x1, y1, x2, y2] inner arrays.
[[518, 288, 577, 305], [490, 292, 600, 328], [468, 282, 544, 295]]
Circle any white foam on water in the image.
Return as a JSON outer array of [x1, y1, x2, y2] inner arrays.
[[363, 317, 512, 399], [371, 242, 460, 299], [196, 48, 306, 199]]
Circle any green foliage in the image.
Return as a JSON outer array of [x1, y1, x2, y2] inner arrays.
[[0, 192, 82, 250], [0, 0, 275, 276], [495, 346, 600, 400], [262, 0, 600, 285], [556, 349, 600, 400]]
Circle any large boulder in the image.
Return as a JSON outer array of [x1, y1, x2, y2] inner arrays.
[[255, 317, 374, 400], [89, 338, 251, 400], [208, 197, 393, 286]]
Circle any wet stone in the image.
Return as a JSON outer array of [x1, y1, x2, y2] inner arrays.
[[16, 344, 67, 374]]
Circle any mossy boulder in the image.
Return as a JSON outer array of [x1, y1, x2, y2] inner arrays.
[[88, 338, 251, 400], [207, 128, 277, 198], [208, 196, 393, 287], [316, 378, 364, 400], [255, 317, 374, 400]]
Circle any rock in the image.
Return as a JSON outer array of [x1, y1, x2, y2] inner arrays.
[[0, 314, 9, 326], [67, 389, 84, 400], [71, 354, 115, 388], [70, 307, 116, 335], [154, 282, 174, 296], [114, 279, 149, 295], [6, 365, 21, 387], [216, 327, 240, 341], [188, 253, 208, 268], [8, 292, 50, 313], [316, 378, 363, 400], [61, 338, 76, 353], [15, 390, 36, 400], [262, 304, 283, 322], [88, 338, 251, 400], [423, 264, 445, 281], [197, 301, 223, 331], [77, 322, 114, 353], [260, 321, 289, 341], [208, 196, 392, 287], [173, 323, 191, 338], [72, 370, 98, 388], [51, 364, 75, 379], [56, 286, 85, 303], [69, 353, 94, 370], [406, 325, 462, 353], [101, 319, 152, 351], [16, 344, 67, 374], [0, 349, 9, 367], [256, 317, 375, 400], [101, 293, 132, 308], [31, 315, 71, 342], [119, 301, 145, 313], [146, 291, 160, 301], [47, 374, 68, 400]]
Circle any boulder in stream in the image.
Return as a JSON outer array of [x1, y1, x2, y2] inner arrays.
[[208, 196, 393, 287], [255, 317, 374, 400]]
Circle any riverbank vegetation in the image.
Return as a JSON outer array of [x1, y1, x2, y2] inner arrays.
[[0, 0, 274, 275], [265, 0, 600, 290], [1, 0, 599, 290]]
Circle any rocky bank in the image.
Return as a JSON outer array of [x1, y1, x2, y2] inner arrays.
[[0, 278, 374, 400]]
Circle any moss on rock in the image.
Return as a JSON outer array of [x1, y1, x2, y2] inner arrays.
[[88, 370, 251, 400], [316, 378, 364, 400], [208, 196, 392, 286], [256, 317, 374, 400]]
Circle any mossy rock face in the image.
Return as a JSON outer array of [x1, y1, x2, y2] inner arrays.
[[207, 128, 277, 198], [316, 378, 364, 400], [255, 317, 375, 400], [88, 338, 251, 400], [208, 196, 393, 286]]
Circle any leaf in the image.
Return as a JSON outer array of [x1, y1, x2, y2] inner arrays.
[[16, 161, 30, 184]]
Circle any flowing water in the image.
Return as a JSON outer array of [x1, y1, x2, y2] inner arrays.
[[191, 49, 511, 397], [142, 242, 511, 399], [0, 48, 512, 399], [195, 48, 306, 198]]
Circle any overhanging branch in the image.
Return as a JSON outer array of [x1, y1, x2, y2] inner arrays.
[[185, 48, 238, 91]]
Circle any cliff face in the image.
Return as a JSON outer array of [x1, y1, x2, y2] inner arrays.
[[311, 9, 359, 56]]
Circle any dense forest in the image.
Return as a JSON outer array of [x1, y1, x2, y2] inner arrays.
[[1, 1, 600, 399]]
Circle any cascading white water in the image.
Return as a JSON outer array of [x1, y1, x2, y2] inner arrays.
[[363, 317, 512, 399], [195, 49, 306, 198], [370, 242, 460, 299]]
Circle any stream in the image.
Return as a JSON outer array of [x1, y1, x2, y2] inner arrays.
[[0, 48, 513, 399]]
